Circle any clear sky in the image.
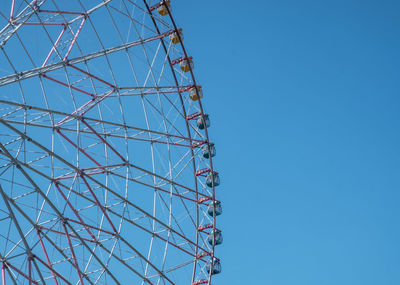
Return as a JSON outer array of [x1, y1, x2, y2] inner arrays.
[[173, 0, 400, 284]]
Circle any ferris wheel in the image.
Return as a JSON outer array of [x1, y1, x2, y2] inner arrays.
[[0, 0, 222, 284]]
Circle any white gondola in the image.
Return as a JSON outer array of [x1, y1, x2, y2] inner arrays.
[[207, 230, 223, 246], [202, 144, 216, 159], [196, 114, 210, 130], [207, 201, 222, 216], [206, 172, 220, 187], [206, 259, 221, 275]]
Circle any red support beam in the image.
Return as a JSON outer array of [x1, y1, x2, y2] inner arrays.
[[195, 168, 211, 177], [36, 230, 60, 285], [68, 64, 115, 88], [10, 0, 15, 21], [55, 97, 97, 126], [56, 170, 105, 180], [192, 280, 208, 285], [62, 222, 85, 285], [54, 182, 97, 240], [15, 22, 66, 26], [42, 25, 67, 67], [34, 255, 71, 285], [1, 262, 5, 285], [39, 10, 85, 16], [42, 74, 95, 97], [64, 18, 86, 60], [38, 226, 95, 243], [65, 217, 115, 236], [81, 119, 126, 162], [56, 129, 102, 167], [28, 255, 32, 285], [3, 262, 40, 285], [80, 175, 118, 234]]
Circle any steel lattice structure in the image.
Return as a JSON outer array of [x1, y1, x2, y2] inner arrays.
[[0, 0, 221, 284]]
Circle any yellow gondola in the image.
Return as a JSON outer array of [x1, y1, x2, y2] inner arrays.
[[189, 86, 203, 101], [169, 28, 183, 44], [179, 57, 193, 72], [157, 0, 171, 16]]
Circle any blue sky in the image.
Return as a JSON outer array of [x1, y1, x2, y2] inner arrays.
[[174, 0, 400, 284]]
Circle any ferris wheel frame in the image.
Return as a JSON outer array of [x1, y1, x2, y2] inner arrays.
[[0, 0, 221, 284]]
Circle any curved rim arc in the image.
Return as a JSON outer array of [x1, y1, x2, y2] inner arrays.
[[147, 1, 219, 284]]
